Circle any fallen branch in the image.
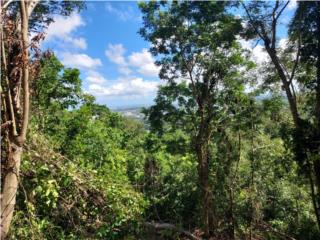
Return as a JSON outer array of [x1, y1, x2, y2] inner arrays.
[[256, 222, 296, 240], [144, 222, 202, 240]]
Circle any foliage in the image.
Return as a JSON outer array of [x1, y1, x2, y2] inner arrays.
[[10, 125, 147, 240], [5, 1, 320, 239]]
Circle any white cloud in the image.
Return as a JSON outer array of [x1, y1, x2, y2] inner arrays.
[[279, 38, 288, 50], [45, 13, 87, 50], [105, 44, 160, 77], [238, 38, 289, 63], [88, 77, 159, 98], [85, 71, 107, 84], [128, 49, 154, 66], [61, 52, 102, 69], [72, 37, 87, 50], [118, 66, 132, 75], [252, 45, 269, 64], [105, 44, 132, 75], [46, 13, 84, 39], [128, 49, 160, 77], [105, 43, 126, 65], [238, 39, 269, 64], [137, 63, 160, 77], [288, 0, 297, 10], [105, 3, 140, 22]]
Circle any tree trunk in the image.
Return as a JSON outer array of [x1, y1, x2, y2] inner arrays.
[[1, 143, 22, 239], [1, 1, 30, 238], [312, 4, 320, 229], [265, 43, 320, 230], [308, 146, 320, 229], [315, 2, 320, 131], [195, 133, 213, 238], [228, 187, 235, 240], [265, 46, 300, 128]]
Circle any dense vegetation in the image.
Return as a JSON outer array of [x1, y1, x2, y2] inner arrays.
[[1, 1, 320, 239]]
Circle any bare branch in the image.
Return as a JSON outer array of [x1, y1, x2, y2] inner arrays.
[[241, 3, 264, 41], [27, 0, 40, 18], [144, 222, 202, 240], [271, 1, 280, 49], [1, 33, 18, 136], [289, 11, 302, 84], [2, 0, 14, 10], [275, 1, 290, 21], [18, 0, 30, 143]]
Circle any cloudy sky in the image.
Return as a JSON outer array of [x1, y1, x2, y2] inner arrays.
[[41, 1, 297, 109]]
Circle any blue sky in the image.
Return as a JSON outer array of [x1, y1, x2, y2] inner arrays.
[[41, 1, 297, 109]]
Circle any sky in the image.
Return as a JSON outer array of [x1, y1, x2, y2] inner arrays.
[[41, 0, 298, 109]]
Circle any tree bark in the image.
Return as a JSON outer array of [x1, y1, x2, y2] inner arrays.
[[313, 7, 320, 222], [315, 2, 320, 131], [1, 1, 31, 238], [1, 144, 22, 239], [194, 120, 213, 238], [197, 145, 210, 238], [264, 46, 300, 128]]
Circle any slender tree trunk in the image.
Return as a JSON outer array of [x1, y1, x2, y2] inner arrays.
[[315, 2, 320, 131], [309, 6, 320, 229], [244, 1, 320, 230], [1, 1, 30, 238], [265, 40, 320, 230], [228, 131, 241, 240], [305, 155, 320, 230], [248, 107, 256, 240], [228, 187, 235, 240], [314, 5, 320, 208], [265, 47, 300, 128], [1, 143, 22, 239]]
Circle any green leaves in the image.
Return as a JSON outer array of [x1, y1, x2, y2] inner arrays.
[[32, 54, 83, 111]]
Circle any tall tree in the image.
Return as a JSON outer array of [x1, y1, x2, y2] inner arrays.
[[0, 1, 83, 238], [288, 1, 320, 228], [242, 0, 320, 228], [139, 1, 245, 237]]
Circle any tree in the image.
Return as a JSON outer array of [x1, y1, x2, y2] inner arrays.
[[31, 54, 83, 134], [139, 1, 246, 237], [242, 0, 320, 229], [0, 1, 83, 237]]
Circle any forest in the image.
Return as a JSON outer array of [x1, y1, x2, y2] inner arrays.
[[1, 1, 320, 239]]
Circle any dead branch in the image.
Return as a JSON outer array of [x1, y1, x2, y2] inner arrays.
[[144, 222, 202, 240]]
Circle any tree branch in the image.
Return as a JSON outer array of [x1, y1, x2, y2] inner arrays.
[[275, 1, 290, 21], [144, 222, 202, 240], [1, 32, 18, 136], [2, 0, 14, 10], [27, 0, 40, 18], [271, 1, 279, 49], [241, 3, 264, 41], [289, 11, 302, 84]]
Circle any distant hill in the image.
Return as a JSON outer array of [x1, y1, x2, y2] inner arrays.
[[113, 106, 146, 122]]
